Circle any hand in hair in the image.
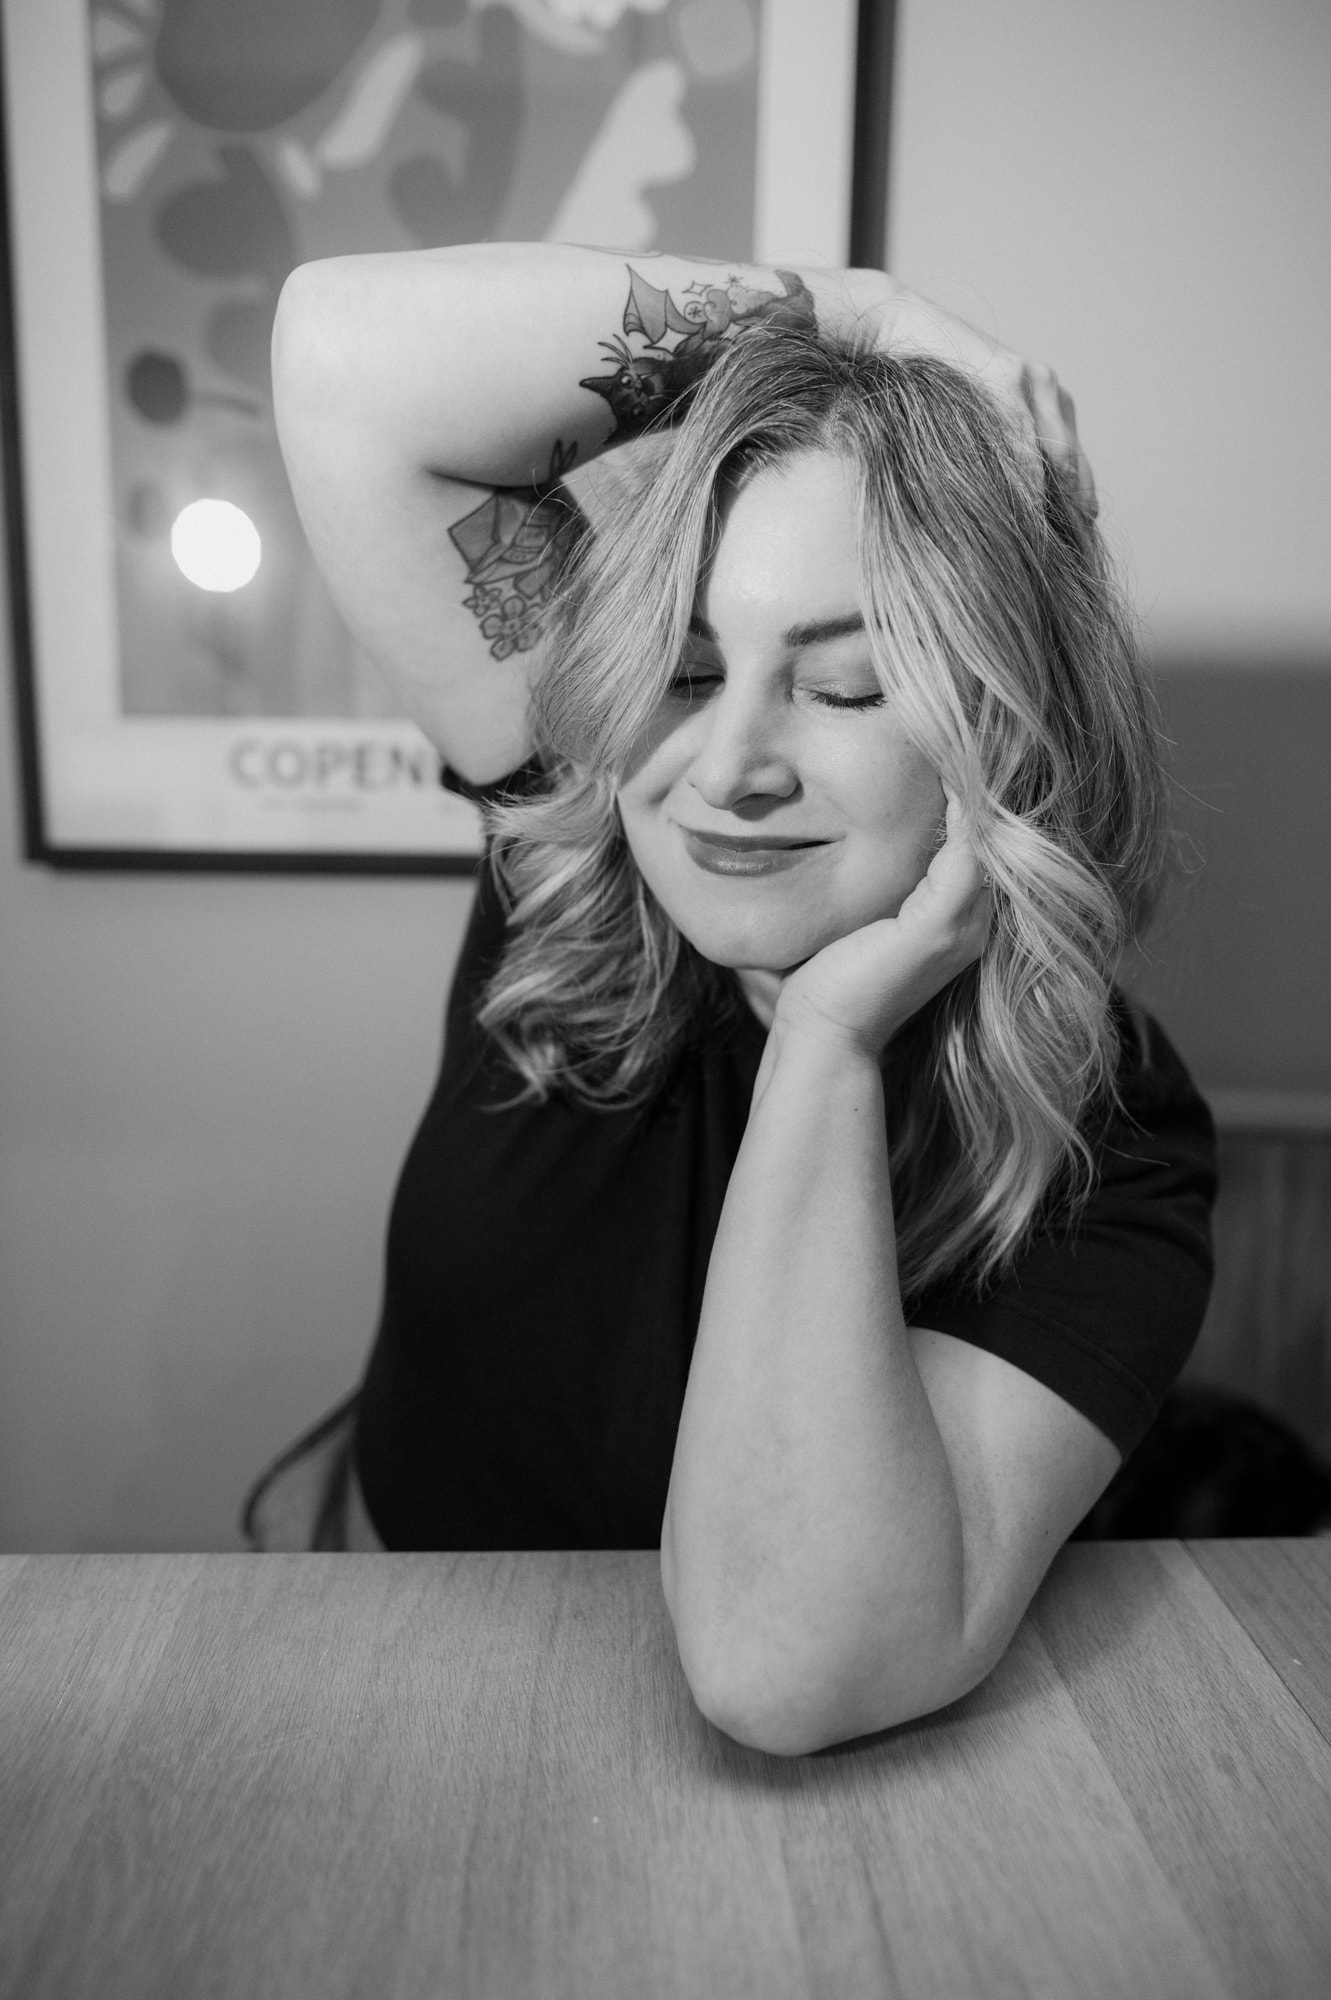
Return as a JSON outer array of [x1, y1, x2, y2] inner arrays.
[[855, 274, 1097, 517], [771, 788, 992, 1060]]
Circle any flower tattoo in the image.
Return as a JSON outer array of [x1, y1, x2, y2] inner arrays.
[[449, 439, 581, 661]]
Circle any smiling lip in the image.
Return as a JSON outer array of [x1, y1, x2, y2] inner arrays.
[[680, 828, 829, 877]]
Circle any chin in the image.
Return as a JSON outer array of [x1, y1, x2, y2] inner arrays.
[[670, 906, 835, 974]]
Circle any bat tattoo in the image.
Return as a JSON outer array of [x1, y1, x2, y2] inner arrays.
[[448, 439, 582, 661], [579, 266, 818, 436]]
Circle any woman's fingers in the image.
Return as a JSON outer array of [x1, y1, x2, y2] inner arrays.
[[906, 787, 991, 945], [1027, 365, 1098, 517], [774, 778, 993, 1055], [978, 352, 1098, 517], [878, 289, 1098, 519], [776, 883, 987, 1056]]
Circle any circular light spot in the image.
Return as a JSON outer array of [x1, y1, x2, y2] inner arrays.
[[675, 0, 755, 80], [170, 499, 261, 592]]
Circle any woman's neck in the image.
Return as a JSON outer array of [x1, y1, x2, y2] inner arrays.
[[736, 967, 784, 1030]]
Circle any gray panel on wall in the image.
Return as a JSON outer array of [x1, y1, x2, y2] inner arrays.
[[1126, 662, 1331, 1092]]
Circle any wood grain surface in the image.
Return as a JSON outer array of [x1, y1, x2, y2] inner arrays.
[[1186, 1537, 1331, 1744], [0, 1543, 1328, 2000]]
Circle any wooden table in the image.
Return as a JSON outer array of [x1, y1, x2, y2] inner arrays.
[[1, 1542, 1329, 2000]]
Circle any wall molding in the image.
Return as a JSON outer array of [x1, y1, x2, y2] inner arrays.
[[1205, 1090, 1331, 1136]]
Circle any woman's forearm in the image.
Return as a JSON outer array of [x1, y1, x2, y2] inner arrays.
[[661, 1022, 971, 1755], [271, 244, 872, 770], [273, 242, 895, 489]]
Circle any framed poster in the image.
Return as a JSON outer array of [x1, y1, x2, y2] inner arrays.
[[1, 0, 892, 871]]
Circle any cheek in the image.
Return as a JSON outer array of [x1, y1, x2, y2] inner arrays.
[[850, 740, 945, 851], [827, 756, 945, 922], [614, 780, 675, 895], [616, 722, 697, 838], [618, 697, 697, 796]]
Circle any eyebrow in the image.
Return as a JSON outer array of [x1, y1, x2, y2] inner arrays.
[[688, 611, 867, 649]]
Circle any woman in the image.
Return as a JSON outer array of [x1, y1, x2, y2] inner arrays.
[[265, 244, 1215, 1753]]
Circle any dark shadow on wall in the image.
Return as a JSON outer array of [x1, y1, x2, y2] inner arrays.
[[1125, 658, 1331, 1092], [1116, 662, 1331, 1501]]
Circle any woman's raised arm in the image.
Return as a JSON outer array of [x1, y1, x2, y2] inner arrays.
[[272, 245, 848, 778], [272, 244, 1090, 782]]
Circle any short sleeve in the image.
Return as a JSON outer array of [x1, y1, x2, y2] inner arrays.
[[913, 1007, 1218, 1457]]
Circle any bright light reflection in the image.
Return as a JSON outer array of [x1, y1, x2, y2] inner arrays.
[[170, 498, 261, 591]]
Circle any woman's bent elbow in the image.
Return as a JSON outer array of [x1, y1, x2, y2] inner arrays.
[[677, 1630, 1002, 1756], [675, 1648, 963, 1760], [684, 1658, 843, 1756]]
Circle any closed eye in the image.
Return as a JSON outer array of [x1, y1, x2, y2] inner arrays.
[[665, 675, 884, 711], [808, 688, 884, 712], [665, 669, 722, 700]]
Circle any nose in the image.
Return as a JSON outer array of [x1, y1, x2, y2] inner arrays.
[[687, 680, 798, 812]]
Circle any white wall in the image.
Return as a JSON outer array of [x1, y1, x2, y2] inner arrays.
[[0, 592, 473, 1547], [889, 0, 1331, 659]]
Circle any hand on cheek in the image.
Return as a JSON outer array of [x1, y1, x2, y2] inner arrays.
[[773, 789, 991, 1059]]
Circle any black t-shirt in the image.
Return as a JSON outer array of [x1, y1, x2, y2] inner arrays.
[[354, 778, 1217, 1552]]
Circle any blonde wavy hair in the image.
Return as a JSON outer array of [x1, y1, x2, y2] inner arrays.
[[478, 330, 1170, 1297]]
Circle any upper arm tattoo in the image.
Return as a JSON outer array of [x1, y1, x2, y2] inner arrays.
[[448, 439, 583, 661], [579, 265, 817, 438]]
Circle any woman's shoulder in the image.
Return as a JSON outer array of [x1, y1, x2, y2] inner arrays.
[[1108, 987, 1200, 1093], [1098, 989, 1218, 1193], [434, 761, 548, 1061], [441, 754, 548, 969], [913, 991, 1218, 1457]]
